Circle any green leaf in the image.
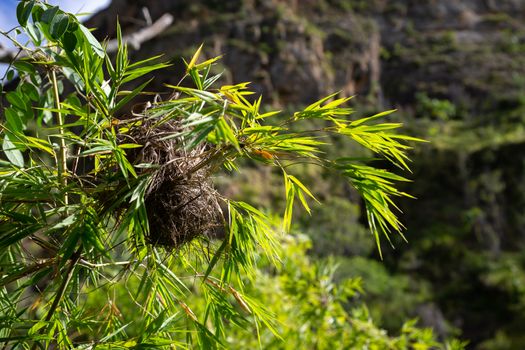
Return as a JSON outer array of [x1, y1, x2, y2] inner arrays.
[[66, 15, 78, 32], [99, 323, 132, 343], [187, 124, 216, 149], [288, 175, 319, 203], [194, 55, 223, 71], [216, 117, 241, 150], [49, 13, 69, 40], [186, 43, 204, 72], [21, 81, 39, 102], [6, 70, 15, 82], [5, 108, 24, 133], [111, 79, 152, 114], [13, 60, 36, 75], [349, 109, 397, 126], [80, 145, 112, 156], [25, 136, 53, 155], [6, 92, 28, 111], [31, 3, 44, 22], [82, 222, 108, 257], [203, 239, 229, 281], [79, 24, 104, 58], [0, 224, 40, 249], [283, 173, 295, 233], [40, 5, 59, 24], [2, 133, 24, 167], [16, 0, 35, 27], [50, 214, 77, 230], [62, 66, 84, 90], [296, 189, 311, 214], [25, 21, 42, 45]]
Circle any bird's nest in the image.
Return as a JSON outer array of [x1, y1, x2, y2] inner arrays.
[[121, 116, 223, 248]]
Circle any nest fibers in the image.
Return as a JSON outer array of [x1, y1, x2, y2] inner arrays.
[[122, 117, 223, 248]]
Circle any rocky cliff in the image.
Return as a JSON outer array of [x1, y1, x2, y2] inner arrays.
[[87, 0, 525, 113]]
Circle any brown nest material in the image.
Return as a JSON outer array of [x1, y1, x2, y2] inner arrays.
[[122, 117, 223, 248]]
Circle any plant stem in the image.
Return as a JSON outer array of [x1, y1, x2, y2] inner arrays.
[[0, 259, 55, 288], [44, 247, 82, 323], [30, 246, 82, 350], [51, 69, 68, 206]]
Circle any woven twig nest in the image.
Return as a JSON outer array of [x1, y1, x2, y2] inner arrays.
[[122, 117, 223, 248]]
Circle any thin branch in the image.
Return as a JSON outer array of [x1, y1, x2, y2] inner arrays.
[[78, 259, 132, 268], [0, 259, 55, 288], [50, 69, 69, 207], [45, 246, 82, 322], [30, 246, 83, 350], [0, 46, 19, 63]]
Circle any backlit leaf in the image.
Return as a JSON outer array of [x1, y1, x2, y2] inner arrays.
[[49, 13, 69, 39], [2, 133, 24, 167]]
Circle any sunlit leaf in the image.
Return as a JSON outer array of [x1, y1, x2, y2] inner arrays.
[[2, 133, 24, 167]]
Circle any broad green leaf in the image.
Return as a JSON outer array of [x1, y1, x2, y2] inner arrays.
[[16, 0, 35, 27], [13, 60, 36, 75], [6, 70, 15, 81], [49, 13, 69, 40], [66, 15, 78, 32], [61, 31, 77, 52], [40, 5, 59, 24], [2, 133, 24, 167], [5, 108, 24, 133], [6, 92, 28, 111], [30, 2, 44, 22]]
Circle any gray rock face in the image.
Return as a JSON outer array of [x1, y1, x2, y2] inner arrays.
[[86, 0, 525, 120], [86, 1, 379, 105]]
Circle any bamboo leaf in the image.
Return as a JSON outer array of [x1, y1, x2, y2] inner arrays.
[[79, 24, 104, 58], [350, 109, 397, 126], [283, 173, 295, 233], [288, 175, 320, 203], [186, 43, 204, 72], [111, 79, 152, 114]]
